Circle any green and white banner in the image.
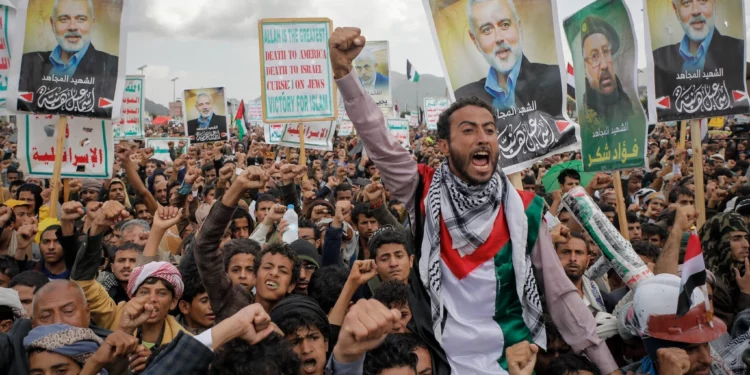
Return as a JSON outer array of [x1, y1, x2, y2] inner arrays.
[[113, 75, 145, 139], [145, 138, 187, 164]]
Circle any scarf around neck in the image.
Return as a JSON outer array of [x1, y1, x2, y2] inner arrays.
[[419, 162, 546, 347]]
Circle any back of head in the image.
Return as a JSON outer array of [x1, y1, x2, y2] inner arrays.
[[364, 333, 419, 375], [222, 238, 262, 270], [546, 354, 601, 375], [368, 226, 409, 259], [209, 333, 300, 375], [308, 266, 348, 314], [270, 294, 330, 341], [10, 271, 50, 292]]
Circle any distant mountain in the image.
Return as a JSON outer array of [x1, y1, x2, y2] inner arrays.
[[390, 71, 448, 112], [145, 99, 169, 116]]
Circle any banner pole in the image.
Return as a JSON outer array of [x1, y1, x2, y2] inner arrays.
[[679, 121, 687, 150], [690, 119, 706, 227], [613, 171, 630, 240], [298, 123, 308, 182], [49, 116, 67, 219]]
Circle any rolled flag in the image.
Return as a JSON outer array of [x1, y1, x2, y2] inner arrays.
[[561, 186, 653, 289], [677, 230, 709, 317]]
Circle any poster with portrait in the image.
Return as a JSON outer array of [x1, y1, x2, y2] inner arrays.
[[338, 120, 353, 136], [564, 0, 647, 172], [7, 0, 130, 119], [112, 75, 144, 139], [263, 123, 284, 144], [258, 18, 337, 123], [0, 1, 15, 114], [278, 121, 335, 151], [182, 86, 229, 143], [422, 0, 579, 173], [145, 138, 187, 164], [354, 40, 392, 117], [19, 114, 114, 178], [644, 0, 748, 122]]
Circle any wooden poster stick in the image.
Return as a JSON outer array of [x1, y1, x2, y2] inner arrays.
[[679, 121, 687, 150], [509, 172, 523, 190], [613, 171, 630, 240], [49, 117, 67, 219], [690, 120, 706, 227], [298, 123, 308, 181]]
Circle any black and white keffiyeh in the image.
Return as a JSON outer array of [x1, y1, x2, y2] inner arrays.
[[419, 163, 547, 348]]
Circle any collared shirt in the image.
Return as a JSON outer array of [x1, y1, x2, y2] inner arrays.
[[197, 113, 213, 129], [679, 29, 714, 72], [483, 58, 522, 111], [48, 42, 90, 78]]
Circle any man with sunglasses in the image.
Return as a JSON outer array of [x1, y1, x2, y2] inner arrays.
[[581, 15, 634, 128]]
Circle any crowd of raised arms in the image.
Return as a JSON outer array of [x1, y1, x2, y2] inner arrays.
[[0, 27, 749, 375]]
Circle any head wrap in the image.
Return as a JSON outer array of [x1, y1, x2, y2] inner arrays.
[[24, 324, 103, 366], [270, 294, 331, 339], [81, 179, 103, 193], [127, 261, 184, 300], [0, 287, 26, 318], [109, 178, 132, 209], [700, 212, 749, 295]]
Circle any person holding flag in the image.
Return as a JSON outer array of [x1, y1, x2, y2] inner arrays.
[[235, 99, 248, 140]]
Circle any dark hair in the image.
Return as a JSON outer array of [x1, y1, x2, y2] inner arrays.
[[522, 175, 536, 186], [373, 280, 410, 310], [201, 163, 216, 173], [223, 238, 262, 271], [641, 223, 668, 242], [351, 204, 375, 225], [0, 255, 20, 280], [668, 186, 694, 204], [109, 242, 143, 263], [16, 184, 42, 215], [256, 194, 277, 212], [598, 204, 616, 214], [275, 306, 331, 341], [0, 305, 14, 322], [626, 211, 639, 224], [298, 219, 321, 240], [364, 333, 419, 375], [369, 226, 409, 259], [254, 242, 301, 287], [9, 180, 25, 192], [384, 333, 429, 353], [557, 231, 590, 255], [632, 240, 660, 262], [306, 200, 334, 220], [557, 169, 581, 186], [139, 277, 176, 299], [713, 167, 734, 179], [231, 207, 255, 235], [209, 333, 300, 375], [9, 271, 49, 292], [307, 266, 349, 314], [180, 272, 207, 304], [334, 183, 353, 200], [435, 96, 496, 141], [546, 354, 601, 375]]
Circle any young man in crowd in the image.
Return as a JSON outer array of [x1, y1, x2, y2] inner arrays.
[[373, 280, 412, 334], [8, 270, 49, 315]]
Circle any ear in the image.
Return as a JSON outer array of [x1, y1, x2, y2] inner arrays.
[[409, 254, 415, 269], [178, 300, 190, 315], [287, 282, 296, 295], [170, 298, 179, 311], [438, 139, 450, 156]]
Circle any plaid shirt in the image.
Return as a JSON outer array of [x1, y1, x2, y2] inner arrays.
[[142, 332, 213, 375]]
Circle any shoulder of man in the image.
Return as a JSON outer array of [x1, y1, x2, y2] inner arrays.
[[455, 77, 488, 98], [653, 41, 681, 62]]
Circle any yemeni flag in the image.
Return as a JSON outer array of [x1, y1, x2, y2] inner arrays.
[[407, 60, 420, 82], [236, 99, 247, 140], [567, 63, 576, 99], [677, 231, 709, 316]]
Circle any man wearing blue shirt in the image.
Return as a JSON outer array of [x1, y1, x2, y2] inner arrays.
[[652, 0, 747, 120], [186, 93, 228, 139], [454, 0, 563, 118], [17, 0, 119, 118]]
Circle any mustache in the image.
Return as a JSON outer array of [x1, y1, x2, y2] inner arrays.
[[689, 15, 708, 25], [493, 42, 514, 55], [599, 69, 613, 85], [64, 32, 83, 38]]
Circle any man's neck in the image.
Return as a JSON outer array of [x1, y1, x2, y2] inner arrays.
[[60, 50, 74, 64], [45, 260, 66, 275], [118, 279, 128, 291], [141, 319, 165, 344], [495, 71, 509, 91], [573, 279, 584, 298], [256, 295, 278, 313]]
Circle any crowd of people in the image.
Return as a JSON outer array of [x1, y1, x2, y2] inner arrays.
[[0, 27, 748, 375]]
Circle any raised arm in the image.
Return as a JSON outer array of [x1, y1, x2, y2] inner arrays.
[[330, 27, 418, 211], [116, 144, 160, 214]]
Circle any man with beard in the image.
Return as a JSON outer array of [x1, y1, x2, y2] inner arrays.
[[653, 0, 746, 117], [329, 27, 618, 375], [186, 93, 227, 137], [353, 49, 389, 94], [17, 0, 119, 118], [107, 243, 138, 304], [79, 179, 102, 206], [581, 15, 634, 128], [455, 0, 563, 117], [554, 232, 607, 315]]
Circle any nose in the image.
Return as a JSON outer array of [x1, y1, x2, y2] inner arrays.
[[239, 269, 248, 280], [301, 339, 314, 355]]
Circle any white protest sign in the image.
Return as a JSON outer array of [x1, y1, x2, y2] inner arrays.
[[387, 119, 410, 149], [409, 110, 419, 127], [259, 18, 337, 123], [145, 138, 187, 164], [20, 115, 115, 179], [279, 122, 335, 151], [338, 120, 353, 136], [0, 3, 14, 114], [424, 97, 449, 130], [113, 75, 145, 139], [263, 123, 285, 144], [246, 100, 262, 123]]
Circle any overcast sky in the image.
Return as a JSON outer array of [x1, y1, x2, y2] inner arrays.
[[124, 0, 750, 107]]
